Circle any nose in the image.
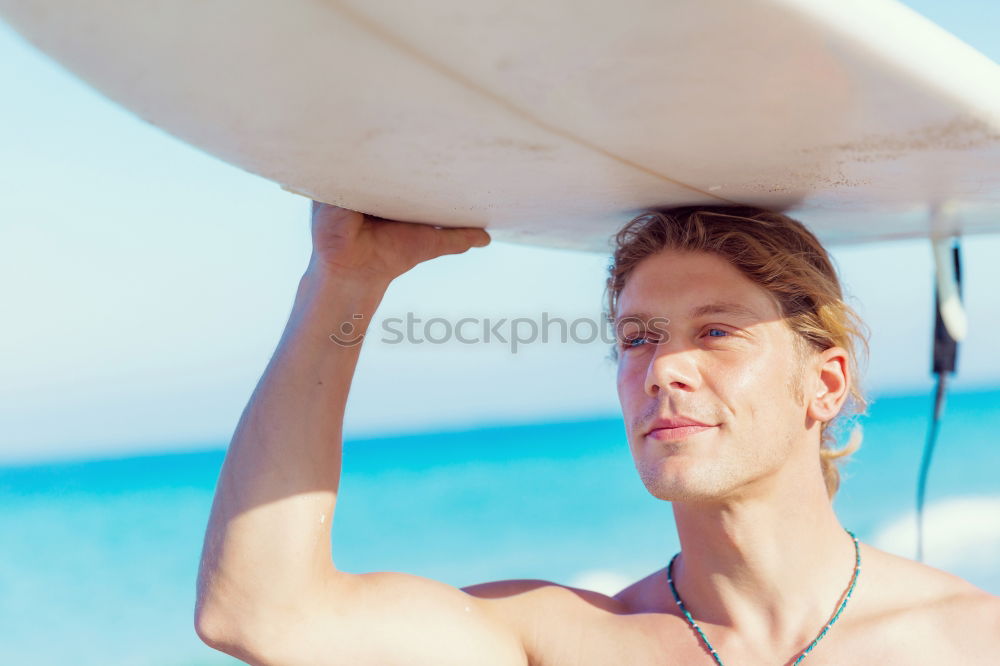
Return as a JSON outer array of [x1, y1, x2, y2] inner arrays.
[[644, 340, 699, 396]]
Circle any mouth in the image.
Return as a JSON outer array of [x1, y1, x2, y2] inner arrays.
[[643, 413, 719, 441], [645, 424, 717, 441]]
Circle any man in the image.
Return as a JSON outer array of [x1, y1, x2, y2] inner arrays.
[[195, 202, 1000, 665]]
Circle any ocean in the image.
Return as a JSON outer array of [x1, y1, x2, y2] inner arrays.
[[2, 386, 999, 665]]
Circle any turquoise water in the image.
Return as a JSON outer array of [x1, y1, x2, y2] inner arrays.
[[2, 387, 999, 665]]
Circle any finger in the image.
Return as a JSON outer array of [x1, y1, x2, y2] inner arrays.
[[431, 226, 491, 257], [370, 218, 490, 250], [312, 201, 362, 223], [311, 201, 365, 239], [455, 226, 491, 248]]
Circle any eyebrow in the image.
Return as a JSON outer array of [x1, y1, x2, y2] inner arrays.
[[614, 302, 763, 326]]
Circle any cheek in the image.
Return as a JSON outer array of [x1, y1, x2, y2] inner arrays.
[[616, 358, 640, 397], [711, 353, 778, 420], [616, 360, 647, 433], [726, 362, 761, 394]]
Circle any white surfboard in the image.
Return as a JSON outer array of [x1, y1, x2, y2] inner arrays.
[[1, 0, 999, 251]]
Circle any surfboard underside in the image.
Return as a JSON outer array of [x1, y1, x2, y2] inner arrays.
[[2, 0, 999, 251]]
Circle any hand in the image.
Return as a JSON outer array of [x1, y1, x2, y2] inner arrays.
[[307, 201, 491, 285]]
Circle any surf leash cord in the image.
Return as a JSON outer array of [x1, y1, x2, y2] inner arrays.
[[917, 235, 964, 563]]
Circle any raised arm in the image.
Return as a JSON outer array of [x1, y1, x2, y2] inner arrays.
[[193, 203, 533, 665]]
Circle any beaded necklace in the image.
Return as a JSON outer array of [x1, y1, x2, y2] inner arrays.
[[666, 528, 860, 665]]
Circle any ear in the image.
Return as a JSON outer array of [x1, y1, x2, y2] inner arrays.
[[806, 346, 850, 424]]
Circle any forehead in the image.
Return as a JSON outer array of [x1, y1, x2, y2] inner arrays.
[[616, 249, 781, 323]]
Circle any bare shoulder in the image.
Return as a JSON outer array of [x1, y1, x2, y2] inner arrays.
[[610, 566, 672, 613], [861, 542, 999, 607], [849, 543, 1000, 662], [462, 578, 635, 664], [463, 578, 626, 613]]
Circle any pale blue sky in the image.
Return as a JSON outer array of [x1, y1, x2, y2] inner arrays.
[[2, 1, 1000, 464]]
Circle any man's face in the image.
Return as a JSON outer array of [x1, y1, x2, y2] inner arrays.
[[615, 249, 811, 503]]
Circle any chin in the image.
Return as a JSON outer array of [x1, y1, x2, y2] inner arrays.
[[635, 459, 735, 503], [646, 484, 724, 503]]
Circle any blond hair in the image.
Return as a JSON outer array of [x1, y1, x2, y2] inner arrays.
[[605, 206, 871, 499]]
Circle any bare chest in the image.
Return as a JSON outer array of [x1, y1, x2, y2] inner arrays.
[[528, 610, 990, 666]]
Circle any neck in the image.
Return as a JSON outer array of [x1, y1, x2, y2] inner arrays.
[[669, 455, 857, 651]]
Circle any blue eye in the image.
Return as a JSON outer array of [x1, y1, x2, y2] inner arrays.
[[706, 328, 729, 338], [621, 335, 655, 349]]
